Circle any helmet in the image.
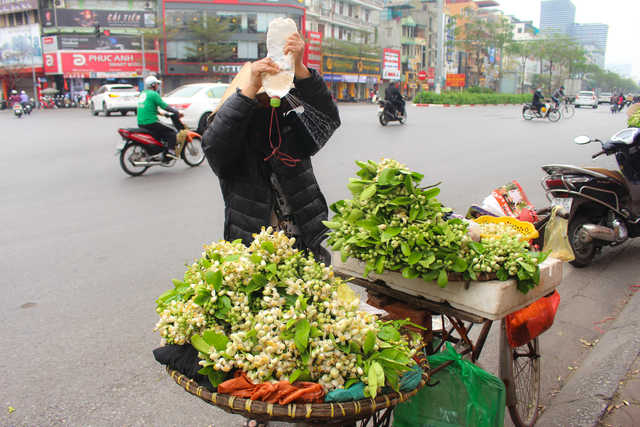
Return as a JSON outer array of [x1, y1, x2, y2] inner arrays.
[[11, 90, 17, 94], [390, 80, 397, 86], [560, 86, 564, 89], [145, 76, 161, 87]]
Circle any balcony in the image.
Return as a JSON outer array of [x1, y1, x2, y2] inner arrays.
[[401, 36, 416, 45], [344, 0, 384, 11], [332, 13, 375, 30]]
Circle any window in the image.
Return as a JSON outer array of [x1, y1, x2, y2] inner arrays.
[[166, 40, 190, 59], [386, 28, 392, 37], [364, 9, 370, 22], [237, 41, 258, 59], [339, 2, 343, 14], [517, 27, 523, 33], [338, 26, 343, 39], [348, 4, 353, 17], [205, 87, 227, 98]]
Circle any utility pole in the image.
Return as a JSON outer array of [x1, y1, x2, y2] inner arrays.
[[435, 0, 444, 94], [141, 32, 147, 78]]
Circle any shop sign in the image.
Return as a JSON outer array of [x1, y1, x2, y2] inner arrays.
[[166, 62, 245, 75], [321, 54, 380, 77], [1, 0, 36, 15], [446, 73, 465, 87], [305, 31, 322, 70], [427, 67, 435, 85], [45, 51, 159, 77], [382, 48, 400, 80], [58, 35, 142, 51], [0, 24, 43, 68], [42, 9, 156, 28]]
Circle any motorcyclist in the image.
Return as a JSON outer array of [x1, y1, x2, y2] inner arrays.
[[532, 86, 546, 115], [9, 90, 21, 107], [19, 91, 29, 104], [551, 86, 565, 108], [385, 80, 405, 118], [137, 76, 183, 160]]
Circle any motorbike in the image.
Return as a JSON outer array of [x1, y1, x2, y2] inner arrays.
[[539, 127, 640, 267], [42, 96, 56, 109], [522, 102, 561, 122], [378, 100, 407, 126], [116, 114, 205, 176], [13, 103, 23, 118], [75, 95, 89, 108], [21, 99, 35, 115], [610, 102, 623, 113]]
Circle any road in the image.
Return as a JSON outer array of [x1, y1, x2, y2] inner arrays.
[[0, 102, 634, 426]]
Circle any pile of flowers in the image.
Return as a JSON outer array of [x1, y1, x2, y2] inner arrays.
[[155, 228, 420, 397]]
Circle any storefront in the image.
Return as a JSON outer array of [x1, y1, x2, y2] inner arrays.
[[42, 35, 160, 97], [321, 54, 381, 101], [0, 22, 44, 100]]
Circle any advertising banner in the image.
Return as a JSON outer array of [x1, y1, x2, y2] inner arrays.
[[321, 54, 380, 77], [0, 24, 42, 68], [58, 34, 143, 51], [427, 67, 435, 85], [45, 51, 159, 77], [382, 48, 400, 80], [305, 31, 322, 71], [446, 73, 466, 87], [42, 9, 156, 28], [1, 0, 37, 15]]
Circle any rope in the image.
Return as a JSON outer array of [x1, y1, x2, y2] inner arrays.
[[594, 317, 616, 333], [264, 106, 300, 167]]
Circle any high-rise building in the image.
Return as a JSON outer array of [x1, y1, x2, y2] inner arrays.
[[539, 0, 576, 35], [571, 23, 609, 55]]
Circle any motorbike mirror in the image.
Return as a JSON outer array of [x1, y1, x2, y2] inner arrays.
[[574, 135, 591, 145]]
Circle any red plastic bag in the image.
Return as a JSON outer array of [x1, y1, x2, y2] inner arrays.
[[505, 291, 560, 347]]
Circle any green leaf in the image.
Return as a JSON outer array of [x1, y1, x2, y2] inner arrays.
[[517, 268, 531, 281], [310, 326, 324, 338], [322, 221, 343, 230], [378, 324, 401, 342], [289, 369, 302, 383], [219, 295, 231, 314], [245, 273, 268, 294], [391, 196, 413, 205], [468, 267, 477, 281], [402, 267, 420, 279], [261, 241, 275, 254], [295, 319, 311, 354], [381, 227, 401, 242], [176, 284, 191, 293], [349, 342, 361, 354], [347, 182, 365, 194], [422, 269, 440, 282], [378, 168, 399, 186], [445, 254, 468, 273], [249, 254, 262, 263], [408, 251, 423, 265], [519, 261, 535, 273], [208, 369, 228, 387], [198, 365, 213, 376], [368, 363, 380, 398], [400, 241, 411, 256], [421, 187, 440, 200], [356, 160, 377, 173], [348, 209, 364, 223], [191, 334, 211, 355], [437, 269, 448, 288], [172, 279, 186, 288], [468, 241, 485, 254], [364, 330, 376, 355], [345, 378, 359, 389], [360, 184, 377, 201], [331, 237, 346, 251], [156, 289, 178, 305], [193, 292, 211, 306], [410, 204, 419, 221], [203, 330, 229, 352], [377, 348, 411, 367], [205, 270, 223, 293], [223, 254, 240, 262], [404, 174, 415, 196], [383, 365, 400, 392], [532, 267, 541, 285], [496, 267, 509, 281], [374, 255, 386, 275]]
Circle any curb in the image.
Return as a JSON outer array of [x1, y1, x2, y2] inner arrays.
[[535, 246, 640, 427], [413, 103, 517, 107]]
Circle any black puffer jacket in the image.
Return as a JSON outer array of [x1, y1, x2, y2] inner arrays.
[[202, 68, 340, 251]]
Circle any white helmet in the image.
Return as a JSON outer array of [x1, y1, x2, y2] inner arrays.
[[11, 90, 17, 94], [21, 90, 26, 94], [145, 76, 161, 87]]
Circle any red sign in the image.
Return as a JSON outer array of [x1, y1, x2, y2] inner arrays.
[[43, 52, 59, 74], [305, 31, 322, 71], [446, 73, 466, 88], [427, 67, 435, 85], [417, 70, 427, 81]]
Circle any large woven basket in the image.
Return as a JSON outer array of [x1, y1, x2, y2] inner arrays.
[[167, 353, 430, 427]]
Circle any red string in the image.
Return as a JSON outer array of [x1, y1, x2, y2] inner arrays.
[[594, 317, 616, 334], [263, 106, 300, 167], [631, 285, 640, 292]]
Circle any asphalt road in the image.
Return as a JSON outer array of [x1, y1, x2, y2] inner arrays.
[[0, 102, 633, 426]]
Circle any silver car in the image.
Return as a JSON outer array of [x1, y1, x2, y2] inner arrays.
[[90, 84, 140, 116], [159, 83, 229, 135], [575, 91, 598, 109]]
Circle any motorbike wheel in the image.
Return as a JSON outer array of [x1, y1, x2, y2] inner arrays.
[[379, 114, 389, 126], [104, 103, 111, 117], [90, 102, 98, 116], [182, 137, 205, 167], [120, 143, 149, 176], [548, 110, 561, 122], [522, 107, 533, 120], [568, 215, 598, 267], [399, 109, 407, 124]]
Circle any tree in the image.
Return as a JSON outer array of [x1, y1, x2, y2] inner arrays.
[[139, 18, 179, 52], [506, 39, 537, 93], [184, 16, 236, 62]]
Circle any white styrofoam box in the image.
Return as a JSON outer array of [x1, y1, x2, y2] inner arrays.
[[332, 252, 563, 321]]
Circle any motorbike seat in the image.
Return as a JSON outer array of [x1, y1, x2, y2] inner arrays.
[[584, 167, 630, 191], [124, 127, 163, 140]]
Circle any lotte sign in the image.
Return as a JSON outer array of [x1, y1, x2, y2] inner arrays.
[[417, 70, 427, 81]]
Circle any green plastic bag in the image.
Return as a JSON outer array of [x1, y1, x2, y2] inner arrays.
[[393, 343, 506, 427]]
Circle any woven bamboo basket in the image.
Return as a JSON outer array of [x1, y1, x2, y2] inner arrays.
[[167, 352, 430, 427]]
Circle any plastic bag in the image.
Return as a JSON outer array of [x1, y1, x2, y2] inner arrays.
[[393, 344, 506, 427], [542, 206, 575, 262], [505, 291, 560, 348]]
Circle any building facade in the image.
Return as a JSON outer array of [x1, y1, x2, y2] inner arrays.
[[539, 0, 575, 35], [571, 22, 608, 56], [40, 0, 160, 97]]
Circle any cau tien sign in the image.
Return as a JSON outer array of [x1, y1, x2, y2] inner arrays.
[[42, 9, 156, 28]]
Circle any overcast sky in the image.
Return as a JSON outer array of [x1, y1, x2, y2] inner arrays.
[[492, 0, 639, 79]]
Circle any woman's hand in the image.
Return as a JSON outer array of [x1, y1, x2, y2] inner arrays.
[[284, 32, 311, 80], [241, 58, 280, 99]]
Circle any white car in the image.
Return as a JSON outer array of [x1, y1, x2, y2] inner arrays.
[[90, 84, 139, 116], [159, 83, 229, 135], [575, 91, 598, 109], [598, 92, 612, 104]]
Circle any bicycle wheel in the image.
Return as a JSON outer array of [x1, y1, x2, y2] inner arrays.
[[499, 319, 541, 427], [562, 105, 574, 118]]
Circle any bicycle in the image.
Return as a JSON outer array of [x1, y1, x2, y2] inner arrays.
[[559, 100, 574, 118]]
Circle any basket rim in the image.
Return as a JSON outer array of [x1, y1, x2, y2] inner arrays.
[[167, 352, 430, 423]]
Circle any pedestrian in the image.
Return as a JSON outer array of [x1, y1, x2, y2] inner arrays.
[[201, 29, 340, 427]]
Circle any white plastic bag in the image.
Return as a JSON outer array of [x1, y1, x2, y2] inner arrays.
[[262, 17, 298, 107]]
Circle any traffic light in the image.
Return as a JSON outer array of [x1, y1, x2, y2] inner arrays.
[[95, 23, 101, 39]]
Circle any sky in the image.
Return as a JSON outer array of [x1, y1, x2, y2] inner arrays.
[[491, 0, 640, 79]]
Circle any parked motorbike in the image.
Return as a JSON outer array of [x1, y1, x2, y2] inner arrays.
[[539, 128, 640, 267], [522, 102, 561, 122], [13, 103, 23, 118], [116, 114, 205, 176], [378, 100, 407, 126], [42, 96, 56, 109], [75, 95, 89, 108]]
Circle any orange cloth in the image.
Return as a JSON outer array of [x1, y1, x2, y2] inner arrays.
[[218, 371, 325, 405], [506, 291, 561, 347]]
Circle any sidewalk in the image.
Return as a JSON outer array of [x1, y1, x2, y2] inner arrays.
[[536, 239, 640, 427]]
